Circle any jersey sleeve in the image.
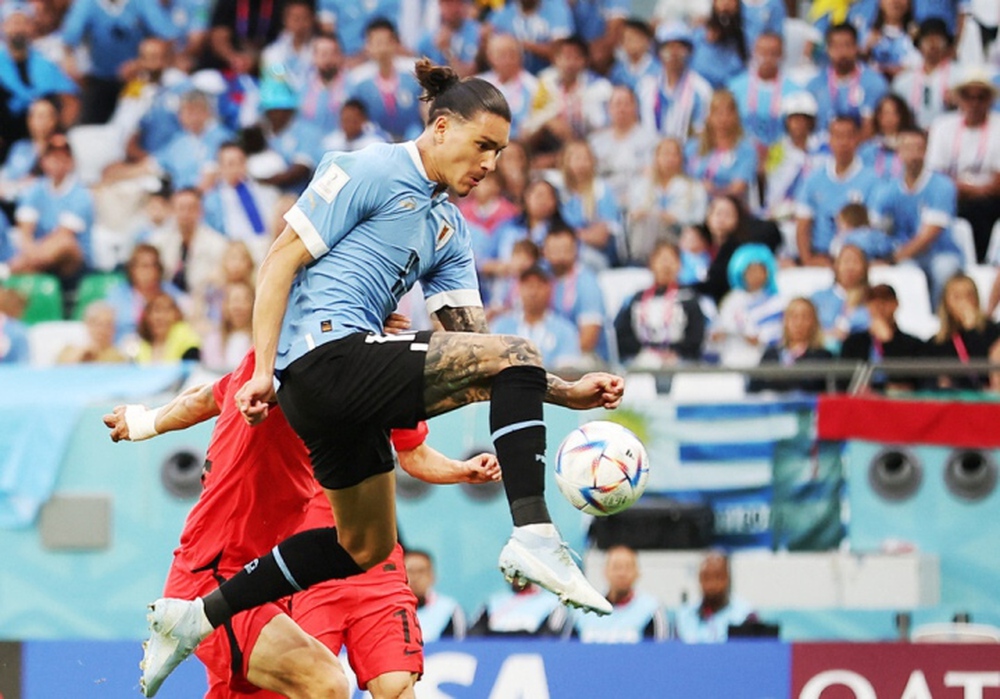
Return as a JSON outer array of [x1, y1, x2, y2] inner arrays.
[[795, 172, 818, 220], [577, 271, 606, 325], [390, 421, 429, 452], [921, 176, 955, 229], [422, 216, 483, 314], [283, 152, 385, 260]]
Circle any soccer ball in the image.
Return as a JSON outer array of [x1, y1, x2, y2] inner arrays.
[[554, 421, 649, 516]]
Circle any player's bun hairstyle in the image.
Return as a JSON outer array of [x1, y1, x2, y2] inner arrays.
[[415, 58, 511, 124]]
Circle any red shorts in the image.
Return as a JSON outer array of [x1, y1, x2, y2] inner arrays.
[[293, 578, 423, 690]]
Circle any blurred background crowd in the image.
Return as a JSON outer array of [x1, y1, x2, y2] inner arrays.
[[0, 0, 998, 390]]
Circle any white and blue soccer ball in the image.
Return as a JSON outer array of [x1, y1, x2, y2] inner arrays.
[[554, 421, 649, 516]]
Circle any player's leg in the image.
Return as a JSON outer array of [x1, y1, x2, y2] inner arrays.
[[366, 672, 418, 699], [245, 614, 350, 699], [422, 331, 612, 615]]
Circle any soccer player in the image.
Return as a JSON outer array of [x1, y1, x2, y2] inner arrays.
[[141, 59, 625, 695], [106, 346, 500, 698]]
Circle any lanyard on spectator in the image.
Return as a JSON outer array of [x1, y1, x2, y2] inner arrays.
[[870, 336, 884, 362], [557, 266, 578, 316], [236, 0, 273, 40], [655, 71, 695, 136], [300, 72, 345, 122], [952, 332, 970, 363], [827, 66, 862, 112], [874, 146, 901, 178], [951, 119, 991, 177], [748, 73, 782, 120], [701, 148, 729, 183], [909, 61, 950, 111]]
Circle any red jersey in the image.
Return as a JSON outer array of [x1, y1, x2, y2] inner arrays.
[[171, 349, 427, 590]]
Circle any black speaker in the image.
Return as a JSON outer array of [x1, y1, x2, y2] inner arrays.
[[588, 497, 714, 550]]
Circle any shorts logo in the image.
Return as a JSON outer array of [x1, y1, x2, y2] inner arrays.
[[244, 559, 259, 575], [403, 648, 421, 656], [311, 162, 350, 203]]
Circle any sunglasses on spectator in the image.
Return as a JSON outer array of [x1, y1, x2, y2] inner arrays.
[[959, 90, 993, 102]]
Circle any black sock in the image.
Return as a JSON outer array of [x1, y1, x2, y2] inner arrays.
[[202, 527, 364, 628], [491, 365, 551, 527]]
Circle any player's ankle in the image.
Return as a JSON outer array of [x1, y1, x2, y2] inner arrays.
[[514, 522, 558, 538]]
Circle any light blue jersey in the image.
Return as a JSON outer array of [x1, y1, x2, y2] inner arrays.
[[608, 53, 660, 92], [319, 0, 402, 57], [416, 19, 481, 67], [277, 142, 481, 370], [61, 0, 179, 80], [807, 65, 888, 131], [857, 138, 903, 178], [266, 118, 326, 193], [154, 122, 233, 190], [571, 0, 630, 43], [0, 47, 77, 117], [685, 138, 759, 194], [348, 64, 424, 143], [873, 169, 959, 256], [488, 0, 574, 74], [674, 596, 755, 643], [573, 591, 667, 643], [0, 139, 40, 185], [689, 27, 746, 90], [15, 176, 95, 267], [138, 78, 193, 154], [728, 72, 798, 146], [741, 0, 785, 50], [492, 310, 582, 367], [795, 158, 880, 256]]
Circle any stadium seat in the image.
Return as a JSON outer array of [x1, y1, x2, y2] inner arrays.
[[67, 124, 125, 186], [952, 218, 977, 268], [867, 265, 939, 340], [2, 273, 63, 324], [72, 272, 127, 319], [597, 267, 653, 320], [27, 320, 88, 367], [776, 267, 834, 300], [912, 622, 1000, 644], [967, 264, 997, 314]]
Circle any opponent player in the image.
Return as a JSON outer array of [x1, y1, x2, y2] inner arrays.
[[106, 346, 499, 698], [142, 60, 626, 694]]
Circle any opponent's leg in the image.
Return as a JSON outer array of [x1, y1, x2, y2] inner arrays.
[[423, 332, 611, 615], [245, 614, 350, 699], [366, 671, 418, 699]]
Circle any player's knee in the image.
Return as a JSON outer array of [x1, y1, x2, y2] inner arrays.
[[282, 638, 349, 699], [495, 334, 543, 369], [340, 535, 395, 571], [368, 672, 417, 699]]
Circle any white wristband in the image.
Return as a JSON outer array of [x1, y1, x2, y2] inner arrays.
[[124, 405, 161, 441]]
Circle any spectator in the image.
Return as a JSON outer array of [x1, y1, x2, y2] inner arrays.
[[627, 137, 708, 265], [105, 243, 185, 341], [841, 283, 926, 391], [404, 549, 467, 643], [557, 139, 622, 270], [710, 242, 784, 367], [927, 273, 1000, 391], [686, 89, 759, 202], [7, 134, 93, 284], [614, 240, 707, 367], [570, 0, 629, 65], [694, 193, 781, 305], [652, 0, 711, 28], [763, 92, 825, 230], [109, 37, 191, 165], [134, 291, 201, 364], [319, 98, 389, 152], [567, 545, 667, 643], [812, 244, 871, 351], [608, 19, 659, 92], [468, 580, 566, 637], [740, 0, 785, 52], [829, 202, 895, 263], [806, 23, 889, 135], [194, 239, 257, 333], [495, 139, 530, 207], [751, 297, 834, 393], [416, 0, 480, 78], [487, 0, 574, 75], [674, 552, 757, 643], [795, 116, 880, 267], [316, 0, 401, 58], [60, 0, 179, 125], [861, 0, 919, 82], [0, 3, 78, 142], [147, 187, 228, 297], [132, 178, 175, 242], [296, 34, 350, 135], [492, 264, 583, 370], [206, 0, 290, 74], [250, 73, 324, 194], [588, 85, 658, 209], [689, 0, 749, 90], [636, 22, 713, 141], [728, 32, 798, 151], [55, 301, 127, 364], [348, 19, 424, 142], [166, 0, 213, 71], [486, 238, 540, 320], [478, 34, 540, 141], [0, 96, 60, 203], [874, 127, 962, 303], [926, 65, 1000, 263], [495, 178, 565, 265], [858, 93, 914, 178], [202, 141, 282, 265], [261, 0, 317, 92], [200, 280, 254, 372], [543, 224, 608, 362], [0, 288, 30, 364], [459, 171, 518, 289], [679, 223, 713, 284], [892, 18, 955, 129], [524, 36, 613, 161]]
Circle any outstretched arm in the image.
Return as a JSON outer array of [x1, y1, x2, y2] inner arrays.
[[103, 383, 220, 442], [398, 445, 500, 484]]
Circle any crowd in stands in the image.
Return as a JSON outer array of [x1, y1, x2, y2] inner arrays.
[[0, 0, 999, 392]]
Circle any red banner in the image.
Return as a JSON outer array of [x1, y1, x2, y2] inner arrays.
[[817, 396, 1000, 449], [792, 643, 1000, 698]]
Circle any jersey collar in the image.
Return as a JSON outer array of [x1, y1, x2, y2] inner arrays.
[[403, 141, 434, 185]]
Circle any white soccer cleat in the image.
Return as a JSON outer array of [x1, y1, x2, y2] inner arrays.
[[498, 526, 612, 616], [140, 597, 212, 697]]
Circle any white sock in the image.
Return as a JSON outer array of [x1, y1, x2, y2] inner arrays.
[[515, 522, 558, 538]]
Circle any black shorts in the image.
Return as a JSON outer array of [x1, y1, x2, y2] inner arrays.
[[276, 331, 432, 490]]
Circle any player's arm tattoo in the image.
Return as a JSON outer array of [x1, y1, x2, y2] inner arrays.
[[434, 305, 490, 333], [544, 373, 574, 408]]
